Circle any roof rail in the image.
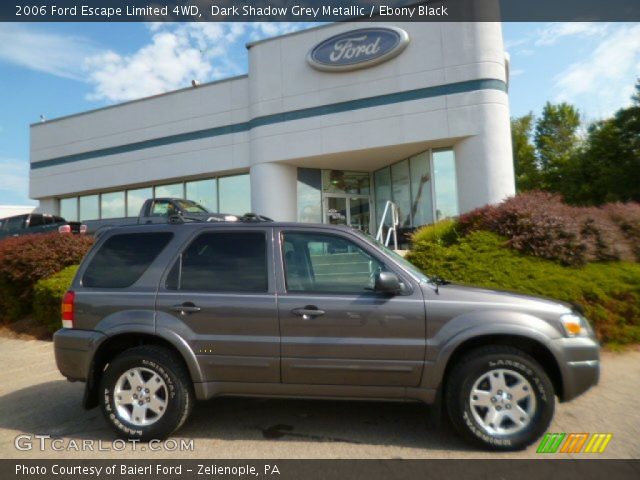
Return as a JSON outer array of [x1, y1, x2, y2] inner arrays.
[[168, 212, 274, 224]]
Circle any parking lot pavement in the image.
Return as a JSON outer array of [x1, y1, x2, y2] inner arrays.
[[0, 336, 638, 459]]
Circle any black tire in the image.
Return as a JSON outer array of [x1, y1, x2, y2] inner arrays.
[[445, 346, 555, 451], [99, 346, 193, 441]]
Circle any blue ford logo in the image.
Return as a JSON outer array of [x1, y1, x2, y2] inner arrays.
[[307, 27, 410, 72]]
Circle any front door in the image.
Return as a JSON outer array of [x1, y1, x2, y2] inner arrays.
[[323, 195, 371, 232], [276, 229, 426, 387]]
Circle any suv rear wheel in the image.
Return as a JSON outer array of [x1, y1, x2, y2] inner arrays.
[[445, 346, 555, 451], [99, 346, 193, 441]]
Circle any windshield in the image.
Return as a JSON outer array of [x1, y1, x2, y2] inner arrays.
[[175, 200, 209, 214], [355, 230, 430, 283]]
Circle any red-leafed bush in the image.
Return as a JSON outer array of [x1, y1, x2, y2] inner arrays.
[[0, 233, 94, 321], [458, 192, 640, 265]]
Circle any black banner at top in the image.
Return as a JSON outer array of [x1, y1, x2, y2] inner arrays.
[[4, 0, 640, 22]]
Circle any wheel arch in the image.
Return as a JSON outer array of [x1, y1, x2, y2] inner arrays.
[[439, 334, 564, 401], [83, 331, 201, 409]]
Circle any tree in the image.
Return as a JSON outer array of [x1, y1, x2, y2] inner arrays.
[[563, 118, 618, 204], [562, 79, 640, 204], [534, 102, 582, 192], [511, 113, 541, 192], [603, 79, 640, 202]]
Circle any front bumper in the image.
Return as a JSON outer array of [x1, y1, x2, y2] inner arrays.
[[53, 328, 106, 382], [550, 336, 600, 402]]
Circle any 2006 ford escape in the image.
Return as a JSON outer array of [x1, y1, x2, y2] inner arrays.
[[53, 220, 600, 450]]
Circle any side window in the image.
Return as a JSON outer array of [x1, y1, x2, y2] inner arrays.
[[28, 215, 44, 228], [283, 232, 385, 294], [150, 200, 176, 217], [83, 232, 173, 288], [170, 231, 268, 293], [5, 216, 25, 233]]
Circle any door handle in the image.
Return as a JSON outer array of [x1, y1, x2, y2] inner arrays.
[[291, 306, 325, 320], [170, 302, 201, 315]]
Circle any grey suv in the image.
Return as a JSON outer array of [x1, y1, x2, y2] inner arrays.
[[53, 222, 599, 450]]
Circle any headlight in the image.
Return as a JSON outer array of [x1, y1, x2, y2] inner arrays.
[[560, 313, 592, 337]]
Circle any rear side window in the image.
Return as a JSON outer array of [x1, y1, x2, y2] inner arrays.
[[169, 232, 267, 293], [83, 232, 173, 288], [28, 215, 44, 227], [150, 200, 176, 217]]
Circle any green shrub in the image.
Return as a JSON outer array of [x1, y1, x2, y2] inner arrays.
[[0, 233, 93, 321], [33, 265, 78, 332], [410, 218, 459, 247], [407, 229, 640, 344]]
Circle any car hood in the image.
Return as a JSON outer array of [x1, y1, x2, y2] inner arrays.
[[424, 282, 574, 316]]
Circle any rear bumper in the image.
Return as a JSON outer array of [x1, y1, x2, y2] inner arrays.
[[53, 329, 105, 382], [550, 337, 600, 402]]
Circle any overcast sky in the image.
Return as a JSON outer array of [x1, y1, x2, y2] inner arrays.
[[1, 22, 639, 206]]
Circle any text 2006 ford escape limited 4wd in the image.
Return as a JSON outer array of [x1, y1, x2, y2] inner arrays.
[[53, 221, 600, 450]]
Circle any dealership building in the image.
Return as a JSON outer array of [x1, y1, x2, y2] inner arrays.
[[30, 22, 514, 233]]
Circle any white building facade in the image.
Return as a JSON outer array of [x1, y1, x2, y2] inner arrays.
[[30, 22, 515, 233]]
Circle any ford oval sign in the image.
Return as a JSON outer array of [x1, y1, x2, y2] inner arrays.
[[307, 27, 409, 72]]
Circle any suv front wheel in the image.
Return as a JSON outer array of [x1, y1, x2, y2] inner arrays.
[[445, 346, 555, 451], [99, 346, 193, 441]]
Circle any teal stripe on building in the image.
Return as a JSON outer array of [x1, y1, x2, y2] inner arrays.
[[31, 78, 506, 170]]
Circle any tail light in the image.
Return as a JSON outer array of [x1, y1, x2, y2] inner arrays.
[[58, 224, 71, 234], [79, 224, 88, 234], [61, 291, 75, 329]]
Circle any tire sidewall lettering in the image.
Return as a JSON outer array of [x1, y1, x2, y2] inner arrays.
[[452, 353, 555, 450], [102, 357, 176, 438]]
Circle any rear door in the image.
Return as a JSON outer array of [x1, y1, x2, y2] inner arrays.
[[155, 227, 280, 383], [275, 228, 426, 387]]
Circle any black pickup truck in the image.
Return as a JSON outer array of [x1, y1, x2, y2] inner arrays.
[[88, 198, 270, 235], [0, 213, 85, 240]]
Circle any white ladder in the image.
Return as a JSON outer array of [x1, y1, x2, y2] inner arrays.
[[375, 201, 399, 250]]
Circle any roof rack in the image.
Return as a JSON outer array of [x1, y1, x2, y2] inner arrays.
[[168, 212, 274, 224]]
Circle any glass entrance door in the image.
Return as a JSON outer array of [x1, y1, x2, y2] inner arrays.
[[325, 197, 348, 225], [323, 195, 371, 232], [349, 197, 370, 232]]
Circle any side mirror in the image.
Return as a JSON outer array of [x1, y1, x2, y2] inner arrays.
[[374, 271, 401, 295]]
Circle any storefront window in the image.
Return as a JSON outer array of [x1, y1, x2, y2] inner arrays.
[[60, 197, 78, 222], [374, 167, 392, 228], [127, 187, 152, 217], [409, 152, 434, 226], [219, 174, 251, 214], [433, 149, 459, 221], [373, 148, 458, 229], [391, 160, 411, 226], [297, 168, 322, 223], [155, 182, 184, 198], [101, 191, 125, 219], [322, 170, 370, 195], [79, 195, 99, 221], [186, 179, 217, 212]]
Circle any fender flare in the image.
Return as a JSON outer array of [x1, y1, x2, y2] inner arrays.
[[83, 324, 204, 409], [422, 310, 562, 391]]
